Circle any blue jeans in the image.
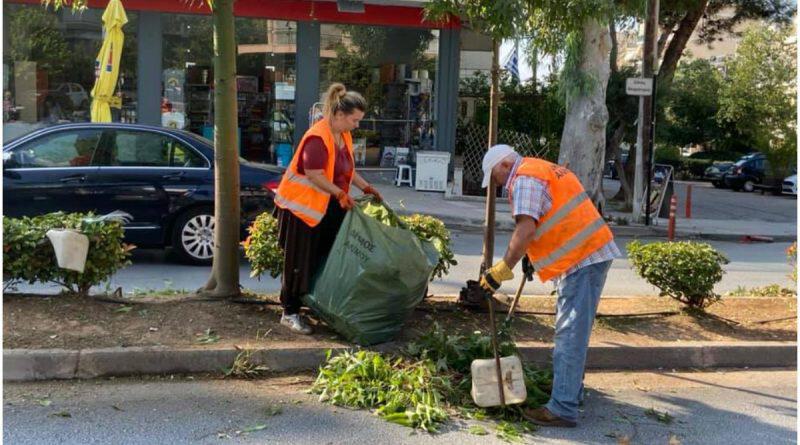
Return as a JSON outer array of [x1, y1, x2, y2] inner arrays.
[[545, 260, 613, 422]]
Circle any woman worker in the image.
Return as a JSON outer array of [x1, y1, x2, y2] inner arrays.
[[273, 83, 383, 334]]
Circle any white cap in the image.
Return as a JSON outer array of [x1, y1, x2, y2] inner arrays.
[[481, 144, 517, 188]]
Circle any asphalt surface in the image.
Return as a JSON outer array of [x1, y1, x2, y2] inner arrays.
[[603, 180, 797, 223], [4, 370, 796, 444], [10, 235, 795, 297]]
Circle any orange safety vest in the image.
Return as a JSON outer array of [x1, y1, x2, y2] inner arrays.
[[509, 158, 613, 282], [274, 119, 354, 227]]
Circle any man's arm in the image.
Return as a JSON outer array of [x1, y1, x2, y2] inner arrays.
[[503, 214, 537, 269]]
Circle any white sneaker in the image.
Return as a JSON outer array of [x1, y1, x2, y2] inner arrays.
[[280, 313, 313, 335]]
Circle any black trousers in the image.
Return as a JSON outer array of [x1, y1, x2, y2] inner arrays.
[[275, 200, 346, 314]]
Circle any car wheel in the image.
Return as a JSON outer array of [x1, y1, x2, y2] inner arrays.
[[712, 180, 722, 188], [172, 207, 215, 265], [743, 180, 755, 193]]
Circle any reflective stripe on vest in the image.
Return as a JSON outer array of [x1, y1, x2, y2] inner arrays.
[[283, 170, 325, 194], [274, 195, 325, 222], [532, 217, 606, 270], [533, 191, 589, 241]]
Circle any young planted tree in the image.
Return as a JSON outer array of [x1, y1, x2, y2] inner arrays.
[[45, 0, 242, 298], [424, 0, 527, 270]]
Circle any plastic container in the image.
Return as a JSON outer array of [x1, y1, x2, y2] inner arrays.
[[276, 143, 293, 167], [46, 229, 90, 273], [415, 151, 451, 192], [470, 355, 527, 407]]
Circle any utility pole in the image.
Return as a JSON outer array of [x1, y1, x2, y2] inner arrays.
[[633, 0, 659, 224], [481, 39, 501, 273]]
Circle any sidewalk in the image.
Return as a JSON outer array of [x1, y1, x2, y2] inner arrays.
[[375, 184, 797, 241]]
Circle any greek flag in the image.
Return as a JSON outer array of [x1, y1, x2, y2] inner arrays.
[[503, 43, 520, 82]]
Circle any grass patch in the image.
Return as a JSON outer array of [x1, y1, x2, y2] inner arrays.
[[223, 348, 269, 379], [727, 284, 796, 297]]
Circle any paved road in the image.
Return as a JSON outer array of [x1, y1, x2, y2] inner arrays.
[[11, 234, 794, 297], [4, 370, 795, 444], [603, 179, 797, 223]]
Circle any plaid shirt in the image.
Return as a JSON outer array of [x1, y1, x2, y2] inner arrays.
[[505, 158, 620, 279]]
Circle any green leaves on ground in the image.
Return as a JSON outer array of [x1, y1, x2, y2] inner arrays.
[[311, 350, 448, 432], [645, 407, 674, 424], [468, 424, 489, 435], [311, 324, 552, 440], [196, 328, 221, 344]]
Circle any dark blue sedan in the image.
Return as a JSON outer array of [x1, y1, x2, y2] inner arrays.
[[3, 123, 283, 265]]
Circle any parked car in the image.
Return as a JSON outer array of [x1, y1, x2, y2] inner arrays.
[[54, 83, 89, 109], [704, 161, 734, 188], [724, 152, 767, 192], [782, 174, 797, 195], [3, 123, 283, 265]]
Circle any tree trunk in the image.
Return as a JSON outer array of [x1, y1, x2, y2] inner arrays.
[[608, 121, 632, 210], [658, 1, 708, 86], [609, 21, 619, 75], [558, 19, 611, 212], [201, 0, 241, 299], [656, 26, 671, 60]]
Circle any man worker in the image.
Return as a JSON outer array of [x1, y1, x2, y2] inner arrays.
[[478, 144, 620, 428]]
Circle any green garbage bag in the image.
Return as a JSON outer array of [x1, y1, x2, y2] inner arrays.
[[303, 199, 438, 345]]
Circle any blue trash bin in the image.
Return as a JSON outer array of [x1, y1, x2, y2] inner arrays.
[[276, 143, 293, 167]]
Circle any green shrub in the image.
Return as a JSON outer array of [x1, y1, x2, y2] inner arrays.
[[654, 146, 682, 170], [242, 212, 283, 279], [683, 158, 713, 178], [3, 212, 131, 295], [243, 209, 456, 282], [627, 240, 729, 308]]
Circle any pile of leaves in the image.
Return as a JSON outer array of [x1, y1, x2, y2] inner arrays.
[[244, 201, 457, 281], [311, 350, 449, 432], [309, 324, 553, 439], [361, 201, 457, 281]]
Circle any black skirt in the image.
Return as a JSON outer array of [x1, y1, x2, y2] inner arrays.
[[275, 199, 346, 314]]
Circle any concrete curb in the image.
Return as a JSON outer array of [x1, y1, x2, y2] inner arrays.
[[393, 208, 796, 241], [4, 342, 795, 382]]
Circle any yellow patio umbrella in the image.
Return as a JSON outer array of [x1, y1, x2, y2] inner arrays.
[[90, 0, 128, 122]]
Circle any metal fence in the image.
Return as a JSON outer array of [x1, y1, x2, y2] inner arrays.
[[456, 124, 555, 195]]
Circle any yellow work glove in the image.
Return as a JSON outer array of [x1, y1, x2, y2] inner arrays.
[[479, 259, 515, 292]]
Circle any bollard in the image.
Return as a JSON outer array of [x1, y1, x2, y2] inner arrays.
[[685, 184, 692, 219], [668, 195, 678, 241]]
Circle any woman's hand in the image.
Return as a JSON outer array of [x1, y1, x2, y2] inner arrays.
[[336, 190, 355, 210], [362, 185, 383, 202]]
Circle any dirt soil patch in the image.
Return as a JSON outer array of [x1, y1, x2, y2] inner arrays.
[[4, 293, 796, 350]]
